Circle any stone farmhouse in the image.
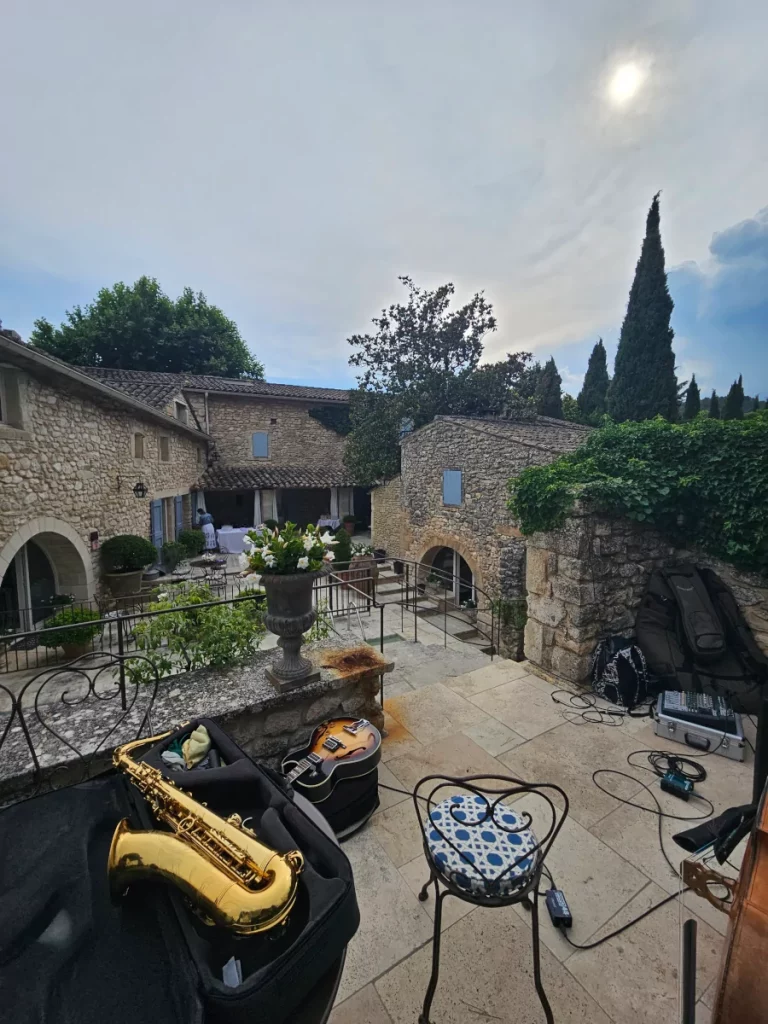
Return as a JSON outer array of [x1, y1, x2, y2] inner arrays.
[[0, 330, 353, 634], [370, 414, 592, 653]]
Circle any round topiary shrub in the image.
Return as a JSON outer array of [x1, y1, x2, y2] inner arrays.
[[101, 534, 157, 573], [177, 529, 205, 557], [39, 606, 103, 649]]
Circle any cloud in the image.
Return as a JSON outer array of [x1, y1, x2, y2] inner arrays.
[[668, 207, 768, 395]]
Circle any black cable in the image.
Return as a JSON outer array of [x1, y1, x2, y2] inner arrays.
[[550, 689, 654, 727], [560, 889, 685, 950]]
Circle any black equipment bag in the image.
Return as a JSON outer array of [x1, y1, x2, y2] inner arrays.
[[590, 635, 654, 709], [313, 768, 380, 838], [129, 718, 360, 1024], [636, 564, 768, 714], [0, 719, 359, 1024]]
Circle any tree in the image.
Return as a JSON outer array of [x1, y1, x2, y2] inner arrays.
[[723, 375, 745, 420], [536, 357, 563, 419], [562, 394, 581, 423], [607, 194, 678, 422], [30, 276, 263, 378], [577, 339, 609, 421], [344, 277, 531, 482], [683, 375, 701, 420], [753, 395, 762, 412], [709, 391, 720, 419]]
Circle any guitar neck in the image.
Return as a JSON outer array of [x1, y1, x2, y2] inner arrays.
[[285, 758, 313, 786]]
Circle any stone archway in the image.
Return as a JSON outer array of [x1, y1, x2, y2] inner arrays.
[[413, 532, 484, 593], [0, 518, 94, 630]]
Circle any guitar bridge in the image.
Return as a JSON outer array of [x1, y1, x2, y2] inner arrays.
[[682, 859, 737, 915], [342, 719, 369, 736]]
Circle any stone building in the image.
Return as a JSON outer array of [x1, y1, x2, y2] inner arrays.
[[81, 368, 361, 529], [0, 332, 207, 632], [371, 414, 591, 654]]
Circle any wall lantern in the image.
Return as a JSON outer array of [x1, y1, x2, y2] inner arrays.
[[132, 480, 148, 499]]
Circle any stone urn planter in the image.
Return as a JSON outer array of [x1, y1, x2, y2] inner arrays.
[[262, 568, 329, 691], [103, 570, 145, 598]]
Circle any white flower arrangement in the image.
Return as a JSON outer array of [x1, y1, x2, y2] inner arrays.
[[242, 521, 337, 575]]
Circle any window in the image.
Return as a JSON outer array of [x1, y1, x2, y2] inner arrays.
[[0, 369, 25, 430], [196, 446, 202, 463], [251, 431, 269, 458], [175, 401, 188, 424], [159, 435, 170, 462], [133, 433, 145, 459], [0, 372, 5, 423], [443, 469, 462, 506]]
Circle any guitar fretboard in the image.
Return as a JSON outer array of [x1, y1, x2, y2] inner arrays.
[[285, 756, 318, 785]]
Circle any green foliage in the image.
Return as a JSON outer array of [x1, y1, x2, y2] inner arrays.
[[177, 529, 205, 557], [683, 375, 701, 421], [535, 357, 563, 419], [304, 599, 332, 642], [343, 277, 531, 483], [263, 519, 279, 530], [126, 583, 265, 685], [577, 339, 609, 420], [243, 522, 335, 574], [709, 391, 720, 419], [101, 534, 157, 573], [508, 414, 768, 572], [491, 598, 528, 631], [607, 195, 678, 422], [161, 541, 186, 571], [308, 406, 352, 435], [562, 394, 581, 423], [39, 606, 103, 648], [753, 395, 762, 413], [723, 375, 745, 420], [333, 527, 353, 569], [31, 276, 263, 379]]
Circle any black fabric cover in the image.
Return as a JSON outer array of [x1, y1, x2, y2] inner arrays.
[[0, 719, 359, 1024], [313, 768, 380, 836], [130, 718, 360, 1024], [636, 564, 768, 714]]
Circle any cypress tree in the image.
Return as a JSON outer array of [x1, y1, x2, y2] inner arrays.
[[536, 357, 563, 419], [723, 375, 745, 420], [577, 339, 609, 421], [752, 395, 761, 412], [709, 391, 720, 419], [607, 193, 678, 421], [683, 375, 700, 420]]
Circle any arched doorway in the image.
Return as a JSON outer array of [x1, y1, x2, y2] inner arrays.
[[423, 546, 475, 606], [0, 519, 94, 634]]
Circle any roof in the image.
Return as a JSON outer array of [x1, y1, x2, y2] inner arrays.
[[0, 332, 206, 440], [198, 463, 354, 490], [78, 367, 350, 407], [404, 414, 592, 455]]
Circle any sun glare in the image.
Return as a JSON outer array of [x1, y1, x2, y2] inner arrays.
[[607, 62, 647, 107]]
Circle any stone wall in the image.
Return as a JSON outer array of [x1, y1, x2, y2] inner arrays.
[[0, 370, 206, 597], [524, 506, 768, 684], [204, 394, 347, 470], [370, 475, 405, 557]]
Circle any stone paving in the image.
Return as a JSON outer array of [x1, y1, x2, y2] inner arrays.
[[329, 644, 754, 1024]]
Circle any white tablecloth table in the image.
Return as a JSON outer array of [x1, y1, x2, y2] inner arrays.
[[317, 517, 342, 531], [216, 527, 252, 554]]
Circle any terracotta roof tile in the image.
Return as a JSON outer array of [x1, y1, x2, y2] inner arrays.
[[198, 464, 354, 490]]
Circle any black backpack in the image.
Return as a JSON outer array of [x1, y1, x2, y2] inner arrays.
[[590, 635, 653, 710]]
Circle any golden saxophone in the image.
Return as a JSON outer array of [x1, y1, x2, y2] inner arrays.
[[108, 731, 304, 934]]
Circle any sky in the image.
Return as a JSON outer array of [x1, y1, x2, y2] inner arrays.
[[2, 0, 767, 396]]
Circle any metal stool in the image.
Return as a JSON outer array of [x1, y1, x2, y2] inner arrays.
[[412, 773, 568, 1024]]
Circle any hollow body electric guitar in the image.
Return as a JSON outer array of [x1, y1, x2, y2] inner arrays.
[[281, 718, 382, 804]]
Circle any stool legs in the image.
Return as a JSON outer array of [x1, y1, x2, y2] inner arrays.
[[418, 868, 436, 902], [418, 880, 446, 1024], [530, 883, 554, 1024]]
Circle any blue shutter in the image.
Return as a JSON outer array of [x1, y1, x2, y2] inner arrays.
[[150, 499, 164, 556], [174, 496, 184, 538], [252, 432, 269, 457], [443, 470, 462, 506]]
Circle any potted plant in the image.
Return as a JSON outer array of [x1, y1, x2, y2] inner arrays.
[[39, 606, 103, 660], [177, 529, 205, 558], [241, 522, 336, 689], [342, 514, 356, 536], [101, 534, 158, 597], [161, 540, 186, 573]]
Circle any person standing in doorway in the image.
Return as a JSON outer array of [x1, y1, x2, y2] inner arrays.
[[197, 508, 216, 551]]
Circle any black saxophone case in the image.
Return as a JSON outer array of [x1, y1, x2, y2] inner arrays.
[[0, 718, 359, 1024]]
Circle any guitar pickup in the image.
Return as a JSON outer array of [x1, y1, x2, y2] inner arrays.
[[322, 737, 345, 752], [343, 720, 368, 735]]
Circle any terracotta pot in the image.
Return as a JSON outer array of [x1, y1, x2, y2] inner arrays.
[[261, 568, 329, 687], [61, 642, 93, 661]]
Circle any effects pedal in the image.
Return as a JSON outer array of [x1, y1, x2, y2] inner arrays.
[[660, 771, 694, 801], [545, 889, 573, 929]]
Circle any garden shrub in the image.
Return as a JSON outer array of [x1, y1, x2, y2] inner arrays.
[[177, 529, 205, 557], [333, 527, 353, 569], [101, 534, 157, 573], [161, 540, 186, 570], [508, 413, 768, 573], [39, 606, 103, 648]]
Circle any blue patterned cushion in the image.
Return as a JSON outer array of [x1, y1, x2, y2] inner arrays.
[[424, 795, 538, 897]]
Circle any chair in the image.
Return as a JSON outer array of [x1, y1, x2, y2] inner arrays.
[[412, 773, 568, 1024]]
